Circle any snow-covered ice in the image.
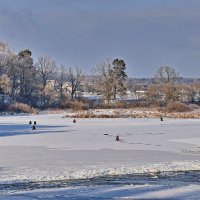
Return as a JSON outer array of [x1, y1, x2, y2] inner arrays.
[[1, 114, 200, 199]]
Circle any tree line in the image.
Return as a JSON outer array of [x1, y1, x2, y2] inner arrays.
[[0, 41, 128, 109], [1, 41, 200, 111]]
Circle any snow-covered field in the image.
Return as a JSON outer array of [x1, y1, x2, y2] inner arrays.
[[1, 113, 200, 199]]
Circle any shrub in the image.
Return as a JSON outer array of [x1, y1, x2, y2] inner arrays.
[[67, 100, 88, 111], [189, 104, 200, 110], [8, 103, 37, 114], [65, 113, 117, 118], [166, 102, 192, 112]]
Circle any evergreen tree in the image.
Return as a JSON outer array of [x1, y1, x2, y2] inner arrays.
[[17, 49, 36, 104], [112, 59, 127, 99]]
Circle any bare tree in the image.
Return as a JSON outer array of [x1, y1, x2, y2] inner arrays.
[[161, 83, 178, 103], [66, 67, 83, 100], [146, 84, 162, 104], [153, 66, 180, 104], [155, 66, 179, 84], [147, 83, 178, 105], [83, 75, 97, 94], [35, 56, 56, 108], [55, 64, 68, 107], [92, 58, 114, 103], [93, 58, 128, 103]]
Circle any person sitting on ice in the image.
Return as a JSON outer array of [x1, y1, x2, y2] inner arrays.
[[116, 135, 119, 141], [34, 121, 36, 125], [29, 121, 32, 124], [73, 119, 76, 123]]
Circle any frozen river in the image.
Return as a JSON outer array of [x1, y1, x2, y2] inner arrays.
[[1, 114, 200, 199]]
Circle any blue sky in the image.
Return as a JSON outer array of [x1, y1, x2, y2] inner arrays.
[[0, 0, 200, 77]]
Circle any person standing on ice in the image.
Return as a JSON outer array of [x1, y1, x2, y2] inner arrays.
[[32, 125, 36, 130]]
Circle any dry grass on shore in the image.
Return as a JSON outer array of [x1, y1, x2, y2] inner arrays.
[[64, 107, 200, 119]]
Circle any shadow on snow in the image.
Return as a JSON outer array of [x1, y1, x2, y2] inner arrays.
[[0, 124, 74, 137]]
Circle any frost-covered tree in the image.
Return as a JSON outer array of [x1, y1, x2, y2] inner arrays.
[[0, 41, 13, 75], [35, 56, 56, 108], [6, 55, 20, 102]]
